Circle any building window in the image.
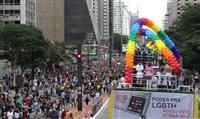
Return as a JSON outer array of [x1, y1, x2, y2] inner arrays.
[[14, 0, 20, 5], [0, 0, 3, 5], [0, 10, 3, 15], [177, 12, 180, 14], [14, 21, 20, 24], [9, 0, 14, 5], [186, 3, 188, 5], [14, 10, 20, 15], [177, 8, 180, 10], [186, 0, 188, 1], [5, 10, 13, 15], [177, 0, 180, 1]]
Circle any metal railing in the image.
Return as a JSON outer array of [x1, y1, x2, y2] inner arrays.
[[116, 74, 182, 91]]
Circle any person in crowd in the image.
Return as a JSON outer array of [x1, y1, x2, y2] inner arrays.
[[164, 63, 172, 86], [85, 93, 90, 106], [178, 72, 185, 86], [120, 74, 126, 88], [143, 63, 154, 89], [157, 63, 165, 85], [143, 63, 154, 78], [7, 109, 13, 119], [135, 61, 144, 84]]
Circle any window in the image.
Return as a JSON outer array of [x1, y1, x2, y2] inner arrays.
[[5, 0, 10, 5], [9, 0, 14, 5], [14, 0, 20, 5], [177, 8, 180, 10], [0, 10, 3, 15], [14, 10, 20, 15], [0, 0, 3, 5], [5, 10, 13, 15], [14, 21, 20, 24], [186, 0, 188, 1], [177, 12, 180, 14]]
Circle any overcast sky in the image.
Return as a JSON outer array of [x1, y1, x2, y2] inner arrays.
[[124, 0, 168, 29]]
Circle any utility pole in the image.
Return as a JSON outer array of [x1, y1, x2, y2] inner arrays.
[[109, 0, 113, 76], [77, 44, 82, 111]]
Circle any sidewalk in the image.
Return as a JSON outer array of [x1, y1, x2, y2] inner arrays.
[[69, 92, 109, 119]]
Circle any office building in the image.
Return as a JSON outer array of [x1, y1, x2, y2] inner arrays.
[[65, 0, 98, 45], [0, 0, 100, 43], [99, 0, 109, 40], [165, 0, 200, 29], [0, 0, 36, 25], [113, 0, 130, 36], [36, 0, 65, 42]]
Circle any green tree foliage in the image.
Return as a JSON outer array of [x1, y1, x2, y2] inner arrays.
[[0, 24, 49, 70], [165, 3, 200, 71], [113, 33, 128, 53]]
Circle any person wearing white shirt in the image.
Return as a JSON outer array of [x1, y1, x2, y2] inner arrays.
[[14, 110, 20, 119], [7, 109, 13, 119], [135, 62, 144, 84], [120, 74, 126, 88]]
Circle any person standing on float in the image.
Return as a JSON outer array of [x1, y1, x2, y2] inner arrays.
[[135, 61, 144, 84]]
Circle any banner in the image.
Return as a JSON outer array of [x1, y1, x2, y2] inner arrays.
[[109, 90, 196, 119]]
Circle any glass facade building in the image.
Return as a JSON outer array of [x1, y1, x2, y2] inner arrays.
[[65, 0, 96, 45]]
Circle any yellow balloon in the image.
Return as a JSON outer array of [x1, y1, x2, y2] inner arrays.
[[151, 24, 161, 33]]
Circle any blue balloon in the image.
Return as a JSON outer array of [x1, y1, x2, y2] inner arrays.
[[137, 19, 143, 26], [145, 30, 153, 38], [142, 29, 146, 36]]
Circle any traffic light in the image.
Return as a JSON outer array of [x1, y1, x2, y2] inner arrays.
[[76, 52, 82, 61]]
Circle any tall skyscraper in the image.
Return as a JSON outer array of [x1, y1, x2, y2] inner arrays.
[[36, 0, 65, 42], [99, 0, 110, 40], [113, 0, 130, 36], [0, 0, 36, 25], [65, 0, 98, 46], [164, 0, 200, 29]]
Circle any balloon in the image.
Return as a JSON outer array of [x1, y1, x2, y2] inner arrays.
[[125, 17, 182, 83], [151, 24, 160, 33]]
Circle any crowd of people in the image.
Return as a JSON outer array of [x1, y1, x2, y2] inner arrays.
[[0, 61, 121, 119]]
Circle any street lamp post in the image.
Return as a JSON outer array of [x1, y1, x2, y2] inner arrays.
[[109, 0, 113, 70]]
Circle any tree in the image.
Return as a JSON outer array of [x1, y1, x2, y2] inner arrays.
[[0, 24, 49, 71], [113, 33, 128, 53], [165, 3, 200, 71]]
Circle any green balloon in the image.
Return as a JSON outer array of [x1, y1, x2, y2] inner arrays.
[[157, 31, 168, 39], [150, 34, 158, 43], [129, 33, 137, 40]]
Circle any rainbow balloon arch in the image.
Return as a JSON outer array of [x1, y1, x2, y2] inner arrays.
[[125, 18, 182, 83]]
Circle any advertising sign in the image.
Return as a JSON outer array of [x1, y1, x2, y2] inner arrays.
[[109, 90, 195, 119]]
